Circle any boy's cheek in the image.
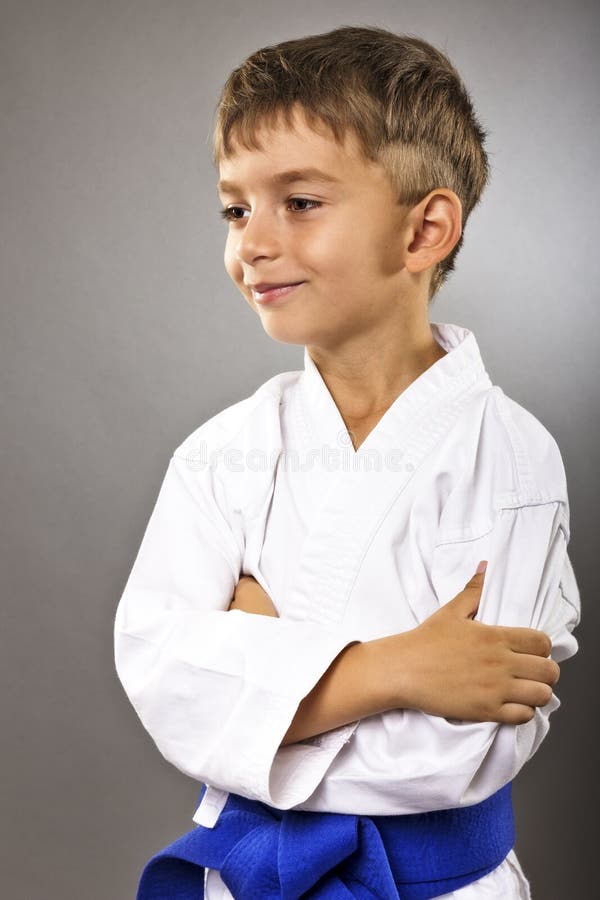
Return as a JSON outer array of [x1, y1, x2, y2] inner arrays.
[[223, 242, 243, 281], [223, 256, 255, 306]]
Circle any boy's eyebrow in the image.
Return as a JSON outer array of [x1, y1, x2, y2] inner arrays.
[[217, 167, 341, 196]]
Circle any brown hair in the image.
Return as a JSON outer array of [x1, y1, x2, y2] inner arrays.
[[212, 25, 491, 301]]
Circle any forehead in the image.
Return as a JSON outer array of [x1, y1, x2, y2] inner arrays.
[[217, 107, 374, 194]]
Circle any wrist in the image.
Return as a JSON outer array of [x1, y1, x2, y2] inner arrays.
[[362, 632, 415, 713]]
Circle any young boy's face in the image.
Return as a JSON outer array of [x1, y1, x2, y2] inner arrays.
[[217, 104, 415, 350]]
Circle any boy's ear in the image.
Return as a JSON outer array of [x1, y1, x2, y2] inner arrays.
[[403, 189, 462, 275]]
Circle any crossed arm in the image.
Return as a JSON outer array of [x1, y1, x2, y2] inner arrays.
[[228, 568, 560, 747]]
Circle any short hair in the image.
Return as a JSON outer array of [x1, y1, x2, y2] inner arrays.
[[212, 24, 491, 301]]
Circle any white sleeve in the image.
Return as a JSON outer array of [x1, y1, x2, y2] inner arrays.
[[320, 498, 581, 815], [417, 498, 580, 808], [113, 452, 362, 807]]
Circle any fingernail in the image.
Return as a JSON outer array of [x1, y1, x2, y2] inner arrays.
[[476, 560, 488, 574]]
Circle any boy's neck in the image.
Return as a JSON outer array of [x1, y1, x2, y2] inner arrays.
[[306, 315, 447, 425]]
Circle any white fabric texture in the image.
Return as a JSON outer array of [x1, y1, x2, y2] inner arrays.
[[114, 322, 580, 898]]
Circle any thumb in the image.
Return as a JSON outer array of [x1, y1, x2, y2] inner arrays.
[[466, 559, 487, 588], [449, 560, 487, 617], [464, 560, 487, 613]]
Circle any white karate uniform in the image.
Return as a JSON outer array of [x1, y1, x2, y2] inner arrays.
[[114, 322, 580, 899]]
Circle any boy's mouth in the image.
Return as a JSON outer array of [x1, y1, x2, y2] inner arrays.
[[249, 282, 305, 303]]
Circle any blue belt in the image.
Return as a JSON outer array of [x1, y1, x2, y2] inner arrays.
[[137, 781, 514, 899]]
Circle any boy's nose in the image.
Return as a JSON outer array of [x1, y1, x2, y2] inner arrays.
[[234, 212, 280, 265]]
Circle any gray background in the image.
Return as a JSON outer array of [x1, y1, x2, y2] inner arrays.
[[1, 1, 597, 897]]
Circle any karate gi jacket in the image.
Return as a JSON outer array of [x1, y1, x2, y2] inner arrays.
[[114, 321, 580, 897]]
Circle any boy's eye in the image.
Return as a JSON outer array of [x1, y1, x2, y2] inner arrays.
[[219, 206, 245, 222], [219, 198, 322, 222]]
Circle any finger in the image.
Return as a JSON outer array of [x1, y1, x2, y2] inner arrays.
[[506, 678, 554, 709], [497, 703, 536, 726], [465, 560, 487, 588], [511, 654, 560, 686], [501, 626, 552, 658], [448, 562, 488, 617]]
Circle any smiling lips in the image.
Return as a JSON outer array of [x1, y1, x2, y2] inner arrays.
[[250, 282, 305, 303]]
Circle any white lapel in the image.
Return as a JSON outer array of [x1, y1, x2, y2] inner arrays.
[[282, 323, 493, 625]]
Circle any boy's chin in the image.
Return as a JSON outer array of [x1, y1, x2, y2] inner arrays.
[[258, 319, 309, 347], [261, 319, 306, 345]]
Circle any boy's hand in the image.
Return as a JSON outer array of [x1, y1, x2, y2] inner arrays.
[[228, 575, 279, 617], [384, 562, 560, 725]]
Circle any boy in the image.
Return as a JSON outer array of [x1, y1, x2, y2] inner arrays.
[[114, 25, 581, 899]]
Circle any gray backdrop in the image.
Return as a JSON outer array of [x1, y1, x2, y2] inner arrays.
[[2, 1, 598, 897]]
